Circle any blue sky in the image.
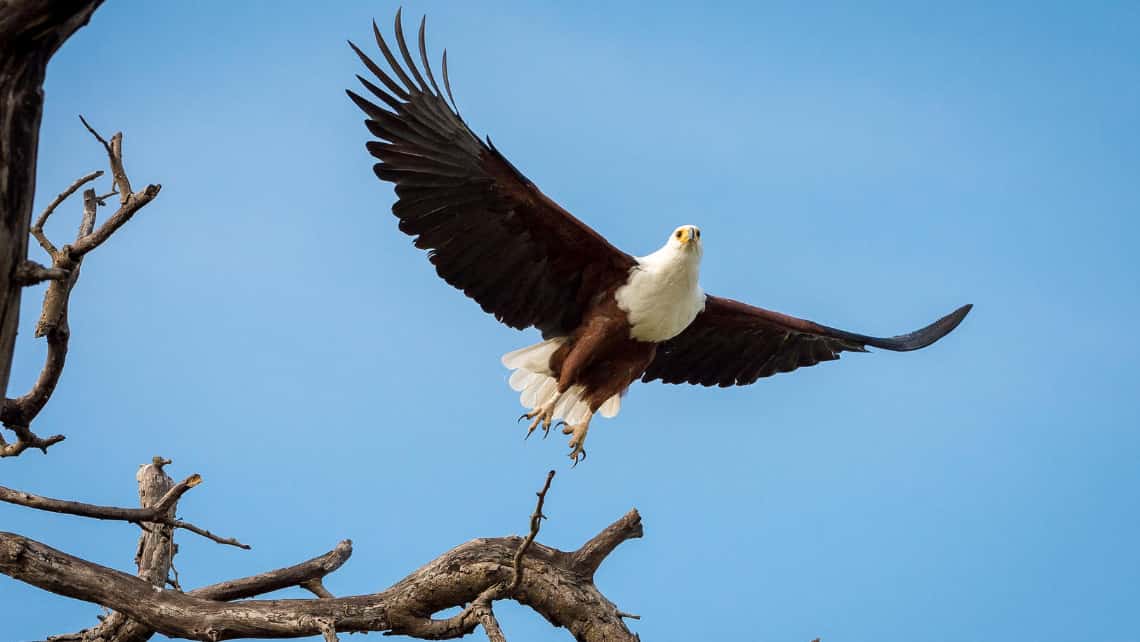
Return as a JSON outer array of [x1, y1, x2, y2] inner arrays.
[[3, 1, 1138, 640]]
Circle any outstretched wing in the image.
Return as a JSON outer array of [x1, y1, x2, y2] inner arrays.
[[643, 297, 972, 387], [347, 11, 636, 337]]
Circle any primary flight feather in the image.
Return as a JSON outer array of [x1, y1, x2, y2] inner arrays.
[[347, 11, 972, 464]]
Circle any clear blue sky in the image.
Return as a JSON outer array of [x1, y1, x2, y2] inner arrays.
[[3, 2, 1138, 640]]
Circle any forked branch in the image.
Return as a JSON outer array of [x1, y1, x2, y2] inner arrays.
[[1, 118, 161, 458]]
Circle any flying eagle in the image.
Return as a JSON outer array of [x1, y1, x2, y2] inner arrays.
[[347, 12, 972, 464]]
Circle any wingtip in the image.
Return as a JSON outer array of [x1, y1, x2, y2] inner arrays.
[[872, 302, 973, 352], [945, 303, 973, 329]]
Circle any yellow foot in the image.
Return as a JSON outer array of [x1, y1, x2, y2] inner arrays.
[[518, 402, 557, 439], [560, 411, 594, 467]]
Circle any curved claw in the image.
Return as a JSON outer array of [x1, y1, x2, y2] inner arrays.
[[569, 448, 587, 467], [518, 413, 529, 423]]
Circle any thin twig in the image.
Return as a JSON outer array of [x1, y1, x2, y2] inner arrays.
[[170, 518, 251, 549], [78, 115, 131, 202], [31, 170, 102, 255], [510, 469, 555, 594]]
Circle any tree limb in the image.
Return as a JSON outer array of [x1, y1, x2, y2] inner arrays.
[[2, 510, 643, 641], [190, 541, 353, 602], [0, 470, 248, 548], [49, 540, 354, 642]]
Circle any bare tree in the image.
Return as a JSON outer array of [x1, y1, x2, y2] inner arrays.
[[0, 3, 643, 640]]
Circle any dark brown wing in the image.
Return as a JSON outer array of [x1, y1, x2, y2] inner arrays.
[[643, 297, 972, 387], [346, 11, 636, 337]]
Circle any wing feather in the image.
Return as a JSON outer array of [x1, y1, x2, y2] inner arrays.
[[644, 297, 971, 387], [349, 13, 635, 336]]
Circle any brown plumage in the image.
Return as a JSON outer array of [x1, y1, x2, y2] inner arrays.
[[348, 12, 972, 464]]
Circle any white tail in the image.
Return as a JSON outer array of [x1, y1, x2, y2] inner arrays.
[[501, 339, 621, 422]]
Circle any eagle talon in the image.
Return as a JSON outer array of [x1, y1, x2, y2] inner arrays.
[[562, 415, 592, 466], [521, 402, 558, 440], [570, 447, 587, 467]]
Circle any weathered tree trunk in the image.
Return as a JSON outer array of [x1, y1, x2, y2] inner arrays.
[[0, 0, 103, 395]]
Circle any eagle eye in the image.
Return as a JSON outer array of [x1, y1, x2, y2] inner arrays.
[[695, 229, 701, 239], [675, 230, 683, 239]]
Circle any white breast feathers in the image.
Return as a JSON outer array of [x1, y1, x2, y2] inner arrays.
[[614, 243, 705, 343]]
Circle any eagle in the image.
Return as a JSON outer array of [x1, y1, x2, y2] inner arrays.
[[347, 12, 972, 464]]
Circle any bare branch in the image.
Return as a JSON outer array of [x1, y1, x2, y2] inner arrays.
[[168, 518, 251, 549], [193, 540, 352, 602], [196, 545, 350, 601], [4, 507, 643, 641], [0, 423, 65, 457], [3, 123, 161, 458], [69, 116, 160, 258], [31, 169, 102, 255], [78, 115, 130, 201], [50, 540, 354, 642], [69, 182, 160, 257], [12, 260, 69, 285], [617, 611, 642, 621], [0, 472, 248, 548], [571, 508, 644, 578], [0, 473, 197, 521], [510, 469, 554, 594]]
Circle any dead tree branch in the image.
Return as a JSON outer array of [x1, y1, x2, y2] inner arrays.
[[189, 541, 353, 602], [1, 119, 161, 458], [49, 541, 354, 642], [2, 479, 643, 641], [31, 169, 102, 255], [511, 469, 555, 593], [0, 466, 247, 549]]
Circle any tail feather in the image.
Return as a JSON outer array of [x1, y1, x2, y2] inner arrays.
[[502, 339, 622, 422]]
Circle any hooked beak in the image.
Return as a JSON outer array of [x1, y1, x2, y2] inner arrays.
[[678, 226, 697, 247]]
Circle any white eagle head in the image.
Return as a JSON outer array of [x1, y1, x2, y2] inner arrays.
[[666, 224, 703, 257]]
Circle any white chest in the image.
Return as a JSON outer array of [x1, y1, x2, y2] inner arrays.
[[614, 253, 705, 343]]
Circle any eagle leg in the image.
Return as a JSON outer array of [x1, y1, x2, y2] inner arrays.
[[520, 394, 561, 439], [561, 410, 594, 466]]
